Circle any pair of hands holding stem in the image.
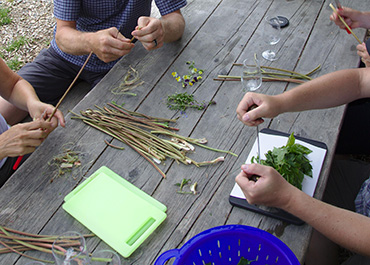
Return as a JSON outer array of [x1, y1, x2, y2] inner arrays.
[[234, 92, 293, 209], [0, 56, 65, 160], [330, 6, 370, 67], [56, 10, 185, 63], [0, 102, 64, 160]]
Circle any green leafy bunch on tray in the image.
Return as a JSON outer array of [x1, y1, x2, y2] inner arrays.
[[252, 133, 313, 190]]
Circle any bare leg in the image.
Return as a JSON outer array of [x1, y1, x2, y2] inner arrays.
[[0, 97, 28, 125]]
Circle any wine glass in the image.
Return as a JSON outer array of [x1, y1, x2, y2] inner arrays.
[[90, 249, 121, 265], [241, 54, 262, 92], [52, 231, 89, 265], [262, 16, 281, 61]]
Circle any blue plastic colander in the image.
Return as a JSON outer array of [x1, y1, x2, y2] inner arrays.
[[154, 225, 300, 265]]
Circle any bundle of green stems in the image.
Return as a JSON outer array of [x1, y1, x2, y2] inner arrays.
[[71, 103, 237, 178], [214, 64, 321, 83], [0, 225, 95, 263]]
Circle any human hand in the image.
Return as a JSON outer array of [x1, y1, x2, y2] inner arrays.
[[236, 92, 280, 126], [0, 120, 55, 158], [357, 42, 370, 67], [132, 16, 164, 51], [329, 7, 365, 30], [235, 163, 295, 208], [28, 101, 65, 129], [90, 27, 135, 63]]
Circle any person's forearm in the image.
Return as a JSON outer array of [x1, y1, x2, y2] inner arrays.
[[357, 11, 370, 29], [275, 68, 368, 114], [284, 189, 370, 256], [161, 11, 185, 43], [3, 75, 40, 114], [55, 25, 92, 55]]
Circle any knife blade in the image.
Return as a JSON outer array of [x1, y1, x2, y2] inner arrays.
[[256, 125, 261, 164], [247, 104, 262, 181], [334, 0, 342, 9]]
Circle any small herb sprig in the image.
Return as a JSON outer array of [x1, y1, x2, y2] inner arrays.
[[251, 133, 313, 190], [167, 92, 216, 112]]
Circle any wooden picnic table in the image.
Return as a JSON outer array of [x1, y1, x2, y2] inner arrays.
[[1, 0, 368, 264]]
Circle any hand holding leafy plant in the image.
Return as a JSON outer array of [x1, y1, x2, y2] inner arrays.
[[251, 133, 313, 190]]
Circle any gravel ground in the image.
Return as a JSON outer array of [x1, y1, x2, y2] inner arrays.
[[0, 0, 160, 70], [0, 0, 54, 68]]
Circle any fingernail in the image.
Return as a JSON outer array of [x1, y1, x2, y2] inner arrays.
[[241, 164, 248, 171], [242, 114, 250, 122]]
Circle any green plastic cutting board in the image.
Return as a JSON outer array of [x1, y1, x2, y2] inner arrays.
[[62, 166, 167, 257]]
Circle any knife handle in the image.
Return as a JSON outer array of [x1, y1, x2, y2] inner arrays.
[[250, 174, 260, 182], [247, 104, 264, 122], [337, 7, 352, 34]]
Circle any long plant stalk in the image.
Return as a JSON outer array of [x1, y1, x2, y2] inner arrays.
[[214, 76, 305, 84], [232, 63, 320, 80], [218, 64, 322, 84], [71, 104, 237, 178], [0, 225, 96, 263]]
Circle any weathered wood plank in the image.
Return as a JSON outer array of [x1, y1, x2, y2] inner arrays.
[[1, 0, 369, 264]]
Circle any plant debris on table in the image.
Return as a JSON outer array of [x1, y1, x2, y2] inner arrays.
[[111, 65, 144, 95], [48, 144, 83, 183], [251, 133, 313, 190], [71, 103, 236, 178], [175, 178, 198, 194]]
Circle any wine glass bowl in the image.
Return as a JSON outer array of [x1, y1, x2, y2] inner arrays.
[[262, 16, 281, 61], [52, 231, 89, 265], [241, 55, 262, 92]]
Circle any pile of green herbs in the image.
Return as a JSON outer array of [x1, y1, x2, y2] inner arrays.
[[167, 92, 216, 112], [71, 103, 236, 178], [252, 133, 313, 190]]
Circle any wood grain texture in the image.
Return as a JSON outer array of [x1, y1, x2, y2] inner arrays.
[[0, 0, 368, 264]]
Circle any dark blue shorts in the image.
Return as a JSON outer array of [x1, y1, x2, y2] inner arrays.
[[18, 47, 108, 105], [0, 155, 29, 188]]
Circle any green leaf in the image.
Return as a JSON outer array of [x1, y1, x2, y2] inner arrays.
[[237, 257, 255, 264], [286, 132, 295, 147], [251, 133, 313, 190]]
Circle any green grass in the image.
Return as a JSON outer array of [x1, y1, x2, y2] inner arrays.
[[5, 36, 28, 52], [0, 6, 12, 26], [6, 56, 22, 71]]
